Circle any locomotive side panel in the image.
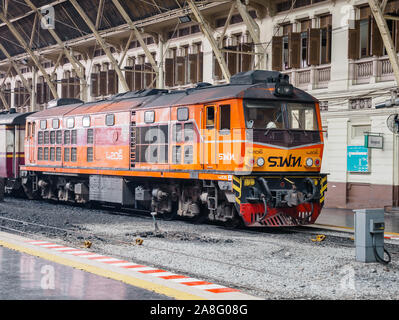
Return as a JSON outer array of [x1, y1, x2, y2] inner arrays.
[[134, 107, 171, 171]]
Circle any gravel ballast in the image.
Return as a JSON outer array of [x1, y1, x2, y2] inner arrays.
[[1, 197, 398, 300]]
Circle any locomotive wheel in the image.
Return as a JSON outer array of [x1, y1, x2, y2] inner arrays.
[[162, 201, 178, 221], [224, 207, 243, 229], [22, 184, 38, 200], [190, 204, 207, 224]]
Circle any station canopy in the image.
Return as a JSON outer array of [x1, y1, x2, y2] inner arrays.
[[0, 0, 189, 60]]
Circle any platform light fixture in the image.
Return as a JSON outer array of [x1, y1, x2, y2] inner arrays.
[[179, 15, 191, 23]]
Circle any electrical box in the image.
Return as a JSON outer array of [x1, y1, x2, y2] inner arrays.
[[354, 209, 385, 262]]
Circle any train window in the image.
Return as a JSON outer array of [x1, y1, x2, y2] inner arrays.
[[66, 118, 74, 129], [177, 107, 189, 121], [144, 111, 155, 124], [206, 106, 215, 128], [38, 132, 44, 145], [173, 124, 183, 142], [219, 105, 231, 131], [106, 114, 115, 126], [44, 131, 50, 144], [56, 147, 62, 161], [244, 101, 283, 129], [286, 103, 317, 130], [56, 131, 62, 144], [64, 130, 71, 144], [50, 147, 55, 161], [40, 120, 47, 129], [87, 147, 93, 162], [44, 147, 49, 160], [184, 123, 194, 142], [52, 119, 59, 129], [37, 147, 43, 160], [83, 116, 91, 127], [64, 148, 70, 162], [27, 122, 31, 138], [172, 146, 181, 164], [71, 130, 77, 144], [32, 122, 35, 137], [137, 125, 169, 164], [50, 131, 56, 144], [184, 145, 193, 164], [87, 129, 94, 144], [71, 148, 77, 162]]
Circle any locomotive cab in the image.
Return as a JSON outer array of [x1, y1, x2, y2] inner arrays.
[[229, 71, 327, 226]]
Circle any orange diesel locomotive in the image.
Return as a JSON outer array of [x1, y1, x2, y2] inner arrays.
[[20, 70, 327, 227]]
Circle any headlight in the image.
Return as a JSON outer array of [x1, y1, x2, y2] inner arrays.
[[306, 158, 313, 167], [257, 157, 265, 167], [274, 83, 294, 96]]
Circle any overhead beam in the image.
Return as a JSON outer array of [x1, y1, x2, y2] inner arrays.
[[187, 0, 231, 81], [0, 11, 59, 100], [0, 42, 31, 93], [69, 0, 129, 92], [111, 0, 160, 87], [381, 0, 388, 13], [24, 0, 89, 100], [235, 0, 266, 69], [218, 2, 235, 48], [0, 91, 10, 110], [368, 0, 399, 86], [24, 0, 85, 75]]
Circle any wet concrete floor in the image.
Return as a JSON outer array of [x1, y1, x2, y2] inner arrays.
[[317, 207, 399, 234], [0, 246, 173, 300]]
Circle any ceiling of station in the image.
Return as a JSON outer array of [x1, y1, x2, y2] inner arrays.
[[0, 0, 187, 60]]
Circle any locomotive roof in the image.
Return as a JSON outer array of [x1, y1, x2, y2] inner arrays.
[[27, 71, 317, 120], [0, 111, 33, 125]]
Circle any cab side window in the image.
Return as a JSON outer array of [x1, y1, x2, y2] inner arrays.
[[219, 105, 231, 131], [206, 106, 215, 128]]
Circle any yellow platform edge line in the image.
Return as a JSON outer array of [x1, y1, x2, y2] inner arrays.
[[0, 239, 205, 300]]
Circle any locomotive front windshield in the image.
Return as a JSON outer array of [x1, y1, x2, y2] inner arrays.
[[244, 100, 318, 130]]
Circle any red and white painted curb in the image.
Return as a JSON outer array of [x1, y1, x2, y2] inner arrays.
[[384, 234, 399, 241], [26, 240, 239, 294]]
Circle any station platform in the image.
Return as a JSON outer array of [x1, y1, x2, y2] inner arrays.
[[316, 207, 399, 236], [0, 231, 259, 300]]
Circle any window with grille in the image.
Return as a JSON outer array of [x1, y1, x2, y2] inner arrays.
[[50, 131, 56, 144], [64, 130, 70, 144], [56, 131, 62, 144], [56, 147, 62, 161], [71, 147, 77, 162], [44, 131, 49, 144], [87, 129, 94, 144], [38, 147, 43, 160], [87, 147, 93, 162], [38, 131, 43, 145], [71, 130, 77, 144], [64, 148, 70, 162], [44, 147, 49, 160], [50, 147, 55, 161]]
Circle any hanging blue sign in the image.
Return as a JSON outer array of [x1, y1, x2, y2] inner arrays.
[[347, 146, 369, 172]]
